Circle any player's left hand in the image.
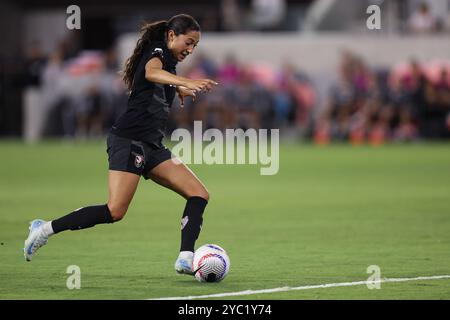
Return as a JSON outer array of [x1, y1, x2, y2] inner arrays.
[[176, 85, 196, 107]]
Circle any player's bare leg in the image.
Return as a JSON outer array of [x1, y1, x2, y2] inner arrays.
[[24, 170, 140, 261], [107, 170, 141, 221]]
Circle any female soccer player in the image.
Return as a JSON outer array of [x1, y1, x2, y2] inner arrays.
[[24, 14, 218, 275]]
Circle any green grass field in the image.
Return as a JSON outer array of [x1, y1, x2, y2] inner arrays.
[[1, 140, 449, 299]]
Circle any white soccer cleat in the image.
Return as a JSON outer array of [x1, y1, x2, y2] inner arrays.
[[24, 219, 49, 262], [174, 251, 194, 275]]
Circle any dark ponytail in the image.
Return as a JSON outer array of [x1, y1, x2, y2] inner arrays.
[[122, 20, 167, 91], [122, 14, 200, 91]]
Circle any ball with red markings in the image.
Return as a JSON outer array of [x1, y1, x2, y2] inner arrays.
[[193, 244, 230, 282]]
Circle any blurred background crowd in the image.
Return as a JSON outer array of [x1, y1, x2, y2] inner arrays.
[[1, 0, 449, 144]]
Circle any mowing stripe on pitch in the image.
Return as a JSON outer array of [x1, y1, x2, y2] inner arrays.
[[149, 274, 450, 300]]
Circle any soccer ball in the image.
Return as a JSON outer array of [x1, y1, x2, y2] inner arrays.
[[193, 244, 230, 282]]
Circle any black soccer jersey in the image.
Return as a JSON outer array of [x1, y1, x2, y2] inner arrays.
[[111, 41, 178, 147]]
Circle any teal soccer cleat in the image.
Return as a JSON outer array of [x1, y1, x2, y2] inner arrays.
[[174, 251, 194, 275], [24, 219, 49, 262]]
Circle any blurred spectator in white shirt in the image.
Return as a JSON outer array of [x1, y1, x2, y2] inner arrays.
[[249, 0, 286, 31], [409, 2, 437, 33]]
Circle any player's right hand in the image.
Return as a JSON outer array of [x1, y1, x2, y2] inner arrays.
[[184, 79, 218, 93]]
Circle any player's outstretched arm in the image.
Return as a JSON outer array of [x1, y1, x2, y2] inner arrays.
[[145, 57, 218, 93]]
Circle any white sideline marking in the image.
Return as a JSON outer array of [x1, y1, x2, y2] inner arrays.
[[149, 275, 450, 300]]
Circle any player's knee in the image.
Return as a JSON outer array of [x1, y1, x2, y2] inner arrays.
[[107, 203, 128, 222], [202, 189, 210, 202], [190, 187, 209, 202]]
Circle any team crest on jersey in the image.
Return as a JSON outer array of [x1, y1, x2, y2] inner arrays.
[[153, 48, 163, 57], [134, 154, 144, 168]]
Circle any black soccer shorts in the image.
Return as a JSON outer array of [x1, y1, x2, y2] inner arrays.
[[106, 133, 173, 179]]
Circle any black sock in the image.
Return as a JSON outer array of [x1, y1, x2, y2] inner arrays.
[[51, 204, 113, 234], [180, 196, 208, 252]]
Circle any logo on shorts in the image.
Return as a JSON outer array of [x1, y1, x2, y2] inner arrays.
[[134, 154, 144, 168]]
